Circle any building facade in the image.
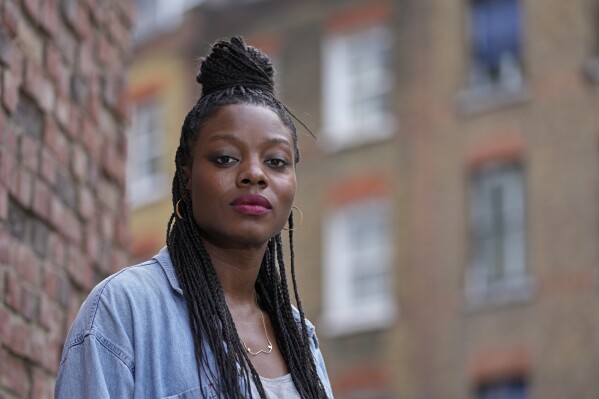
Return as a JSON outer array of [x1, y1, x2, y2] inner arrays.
[[127, 0, 599, 398]]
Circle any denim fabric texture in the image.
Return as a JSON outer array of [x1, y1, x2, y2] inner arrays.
[[55, 247, 333, 398]]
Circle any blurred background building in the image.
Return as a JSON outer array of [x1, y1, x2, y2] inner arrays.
[[130, 0, 599, 398], [2, 0, 597, 398]]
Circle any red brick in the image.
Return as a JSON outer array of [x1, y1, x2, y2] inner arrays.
[[71, 144, 87, 182], [82, 117, 102, 161], [0, 140, 15, 186], [23, 0, 39, 22], [90, 4, 107, 27], [45, 43, 61, 83], [0, 305, 11, 345], [66, 104, 80, 140], [14, 243, 41, 286], [0, 184, 7, 221], [60, 211, 82, 245], [55, 96, 70, 132], [50, 196, 65, 230], [66, 247, 92, 290], [39, 298, 62, 338], [0, 229, 10, 263], [2, 1, 19, 38], [20, 286, 37, 322], [108, 11, 130, 51], [32, 328, 62, 373], [84, 224, 99, 263], [40, 0, 59, 38], [62, 0, 90, 39], [100, 209, 115, 240], [120, 0, 136, 29], [10, 316, 30, 358], [96, 34, 110, 66], [32, 180, 52, 222], [44, 119, 71, 168], [0, 350, 29, 397], [78, 185, 94, 220], [48, 234, 65, 269], [78, 41, 95, 77], [11, 168, 33, 208], [467, 134, 525, 170], [20, 133, 40, 172], [31, 366, 53, 399], [102, 143, 126, 186], [43, 269, 56, 302], [115, 84, 130, 122], [40, 148, 57, 185], [0, 25, 15, 67], [52, 130, 69, 168], [116, 218, 130, 249], [5, 272, 22, 312], [2, 68, 21, 114]]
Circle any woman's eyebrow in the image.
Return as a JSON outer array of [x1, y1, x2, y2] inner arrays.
[[208, 134, 291, 147], [269, 137, 292, 147], [208, 134, 241, 143]]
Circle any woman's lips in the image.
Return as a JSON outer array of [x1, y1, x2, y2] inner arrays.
[[231, 194, 272, 216]]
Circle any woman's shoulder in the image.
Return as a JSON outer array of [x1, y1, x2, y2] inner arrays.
[[67, 249, 176, 337]]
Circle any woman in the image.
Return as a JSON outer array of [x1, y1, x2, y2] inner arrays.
[[55, 37, 333, 398]]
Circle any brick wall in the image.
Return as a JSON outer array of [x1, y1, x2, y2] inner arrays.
[[0, 0, 134, 397]]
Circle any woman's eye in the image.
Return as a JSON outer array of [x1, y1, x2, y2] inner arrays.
[[214, 155, 237, 166], [266, 158, 288, 168]]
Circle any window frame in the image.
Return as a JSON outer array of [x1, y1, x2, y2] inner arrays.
[[457, 0, 529, 115], [321, 198, 396, 336], [126, 97, 168, 209], [321, 24, 396, 150], [465, 163, 535, 308]]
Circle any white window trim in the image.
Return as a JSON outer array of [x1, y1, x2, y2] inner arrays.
[[321, 199, 397, 336], [127, 98, 167, 209], [465, 164, 534, 309], [321, 25, 397, 151]]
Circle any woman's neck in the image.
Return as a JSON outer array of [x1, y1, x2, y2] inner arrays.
[[201, 238, 267, 306]]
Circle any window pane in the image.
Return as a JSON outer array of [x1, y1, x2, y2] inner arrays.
[[478, 378, 527, 399], [470, 165, 525, 285], [471, 0, 522, 83]]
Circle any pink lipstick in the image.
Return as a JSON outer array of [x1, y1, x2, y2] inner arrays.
[[231, 194, 272, 216]]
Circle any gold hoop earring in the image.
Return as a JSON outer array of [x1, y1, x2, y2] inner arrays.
[[283, 205, 303, 231], [175, 199, 184, 220]]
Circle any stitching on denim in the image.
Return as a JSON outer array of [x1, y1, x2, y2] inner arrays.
[[86, 260, 157, 330], [90, 329, 135, 374]]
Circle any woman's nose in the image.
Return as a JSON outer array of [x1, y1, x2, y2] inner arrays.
[[237, 159, 268, 186]]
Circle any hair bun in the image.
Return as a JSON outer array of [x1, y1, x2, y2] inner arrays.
[[197, 36, 275, 97]]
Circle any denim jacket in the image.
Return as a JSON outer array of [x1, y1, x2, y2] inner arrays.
[[55, 247, 333, 398]]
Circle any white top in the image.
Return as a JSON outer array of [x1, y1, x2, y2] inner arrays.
[[250, 373, 301, 399]]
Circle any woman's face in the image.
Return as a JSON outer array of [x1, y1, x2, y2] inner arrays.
[[183, 103, 297, 249]]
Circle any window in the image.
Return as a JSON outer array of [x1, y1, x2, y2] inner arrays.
[[126, 98, 167, 208], [133, 0, 204, 42], [584, 2, 599, 82], [466, 164, 532, 305], [469, 0, 524, 91], [477, 378, 528, 399], [321, 25, 395, 149], [322, 199, 396, 335]]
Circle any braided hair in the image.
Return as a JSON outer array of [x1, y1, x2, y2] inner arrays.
[[166, 37, 328, 398]]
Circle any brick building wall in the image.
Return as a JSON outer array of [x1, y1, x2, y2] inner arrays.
[[0, 0, 134, 397]]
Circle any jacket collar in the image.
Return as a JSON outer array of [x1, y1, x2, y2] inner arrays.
[[153, 246, 315, 337]]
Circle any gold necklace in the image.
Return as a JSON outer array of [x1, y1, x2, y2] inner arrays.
[[239, 300, 273, 356]]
